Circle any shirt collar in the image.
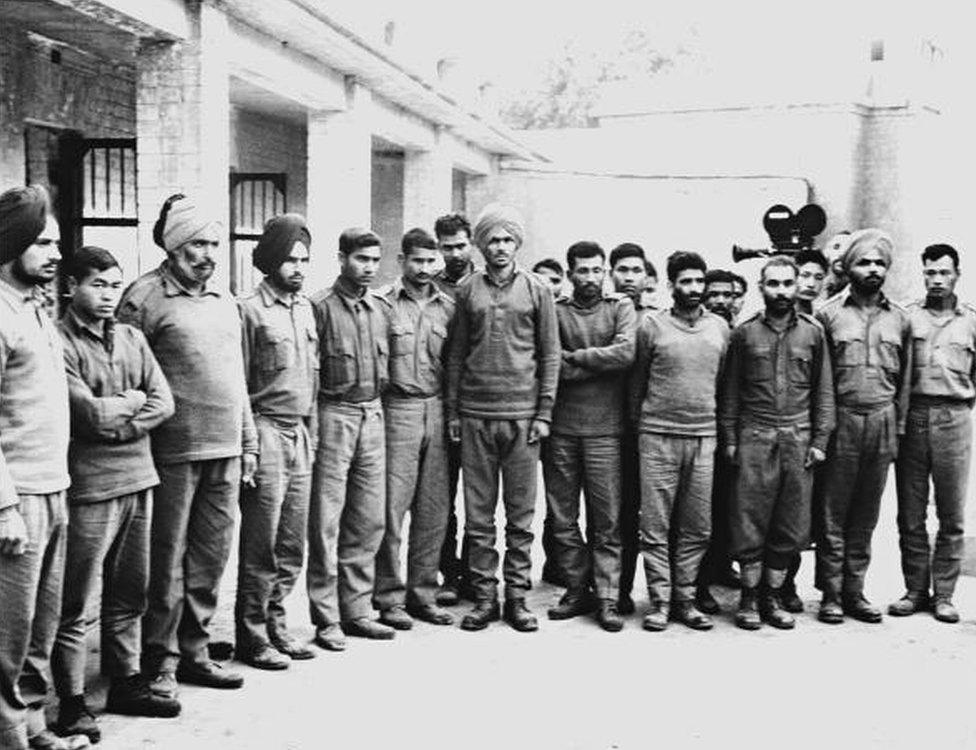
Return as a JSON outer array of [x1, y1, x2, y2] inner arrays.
[[921, 294, 966, 315], [334, 274, 374, 310], [760, 308, 799, 330], [393, 278, 447, 305], [0, 276, 36, 308], [840, 287, 891, 310], [66, 307, 113, 342], [257, 278, 305, 309], [483, 265, 522, 289], [159, 261, 222, 298]]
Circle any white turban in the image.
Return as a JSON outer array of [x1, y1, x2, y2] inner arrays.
[[841, 228, 894, 272], [472, 203, 525, 251], [162, 195, 223, 253]]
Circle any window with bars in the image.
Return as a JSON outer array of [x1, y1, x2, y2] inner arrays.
[[229, 172, 287, 295]]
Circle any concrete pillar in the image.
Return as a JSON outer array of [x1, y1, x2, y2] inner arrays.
[[305, 78, 372, 292], [134, 0, 230, 282], [402, 126, 452, 233]]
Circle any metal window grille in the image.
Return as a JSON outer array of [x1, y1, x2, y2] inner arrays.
[[229, 172, 287, 295]]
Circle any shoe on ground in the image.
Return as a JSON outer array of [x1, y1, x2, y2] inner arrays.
[[29, 729, 91, 750], [342, 617, 396, 640], [54, 695, 100, 744], [379, 605, 414, 631], [695, 586, 720, 615], [673, 601, 714, 631], [735, 589, 762, 631], [759, 589, 795, 629], [780, 582, 804, 614], [176, 660, 244, 690], [503, 599, 539, 632], [887, 591, 930, 617], [106, 674, 181, 718], [933, 598, 960, 624], [313, 624, 347, 652], [642, 601, 669, 632], [817, 595, 844, 625], [270, 633, 316, 660], [596, 599, 624, 632], [435, 584, 459, 606], [460, 600, 501, 631], [617, 593, 636, 616], [147, 671, 178, 700], [547, 589, 596, 620], [842, 595, 883, 624], [406, 602, 455, 625], [242, 643, 290, 670]]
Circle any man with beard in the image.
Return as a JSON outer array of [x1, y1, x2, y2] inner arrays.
[[815, 229, 910, 625], [235, 215, 318, 669], [891, 244, 976, 624], [720, 256, 834, 630], [544, 241, 635, 632], [630, 252, 729, 631], [118, 195, 257, 697], [373, 228, 456, 630], [446, 204, 559, 633], [702, 269, 736, 325], [0, 186, 90, 750]]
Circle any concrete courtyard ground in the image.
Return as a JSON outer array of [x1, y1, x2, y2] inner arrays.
[[79, 471, 976, 750]]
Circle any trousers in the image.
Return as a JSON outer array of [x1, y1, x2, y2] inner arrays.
[[618, 431, 641, 599]]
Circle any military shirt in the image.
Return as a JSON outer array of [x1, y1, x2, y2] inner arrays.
[[905, 297, 976, 403], [433, 262, 475, 302], [383, 280, 455, 399]]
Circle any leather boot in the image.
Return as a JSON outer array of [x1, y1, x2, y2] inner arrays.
[[503, 599, 539, 632], [460, 600, 501, 631], [596, 599, 624, 632], [547, 589, 596, 620]]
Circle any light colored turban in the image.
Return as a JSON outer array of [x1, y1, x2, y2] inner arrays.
[[472, 203, 525, 251], [162, 195, 223, 253], [841, 228, 894, 272]]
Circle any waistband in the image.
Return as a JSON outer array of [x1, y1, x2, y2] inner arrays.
[[909, 395, 974, 410], [739, 413, 811, 430], [254, 413, 305, 429], [383, 393, 442, 406], [836, 401, 895, 416], [318, 398, 382, 414]]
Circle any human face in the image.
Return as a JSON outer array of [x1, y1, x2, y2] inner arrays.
[[731, 280, 746, 317], [12, 215, 61, 286], [480, 228, 519, 271], [569, 255, 604, 303], [703, 281, 735, 321], [170, 224, 220, 287], [847, 248, 887, 293], [270, 241, 309, 293], [535, 266, 563, 292], [437, 230, 472, 279], [922, 255, 958, 300], [760, 264, 797, 314], [402, 246, 440, 288], [611, 257, 646, 299], [796, 262, 826, 302], [644, 274, 658, 294], [340, 243, 381, 288], [70, 265, 124, 321], [670, 268, 705, 310]]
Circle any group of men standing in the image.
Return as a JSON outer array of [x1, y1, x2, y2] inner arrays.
[[0, 183, 973, 750]]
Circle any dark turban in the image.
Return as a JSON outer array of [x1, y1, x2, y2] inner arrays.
[[253, 214, 311, 274], [0, 185, 50, 265]]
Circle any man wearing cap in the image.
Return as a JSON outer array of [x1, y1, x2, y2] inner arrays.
[[235, 214, 318, 670], [307, 228, 393, 650], [373, 228, 456, 630], [118, 195, 257, 697], [446, 203, 560, 633], [0, 185, 89, 750], [815, 229, 910, 625]]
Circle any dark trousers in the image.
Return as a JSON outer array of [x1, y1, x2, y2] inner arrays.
[[0, 492, 67, 750], [618, 431, 641, 600], [895, 400, 972, 599], [542, 434, 622, 599], [53, 491, 150, 698], [639, 433, 715, 603], [235, 417, 311, 652], [731, 423, 812, 570], [697, 450, 735, 586], [438, 440, 470, 586], [816, 404, 896, 599], [307, 400, 386, 626], [374, 396, 450, 610], [461, 417, 539, 603], [142, 458, 240, 673]]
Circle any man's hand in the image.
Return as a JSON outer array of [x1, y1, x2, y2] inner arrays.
[[0, 506, 28, 556], [805, 446, 826, 469], [723, 445, 738, 465], [120, 389, 147, 412], [448, 418, 461, 444], [527, 419, 550, 444], [242, 452, 258, 487]]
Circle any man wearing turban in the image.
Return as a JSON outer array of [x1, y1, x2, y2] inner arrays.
[[814, 228, 911, 625], [117, 195, 257, 697], [235, 214, 317, 668], [0, 185, 89, 750], [445, 203, 560, 633]]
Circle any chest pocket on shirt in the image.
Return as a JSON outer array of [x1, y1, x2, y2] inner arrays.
[[877, 332, 902, 374], [943, 332, 974, 374], [427, 322, 448, 362], [833, 331, 865, 368], [256, 325, 291, 373], [746, 344, 774, 382], [390, 324, 415, 358], [788, 346, 812, 386]]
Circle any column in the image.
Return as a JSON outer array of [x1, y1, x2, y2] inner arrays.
[[402, 126, 452, 232]]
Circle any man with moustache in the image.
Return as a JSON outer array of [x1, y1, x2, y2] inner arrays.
[[630, 252, 730, 631], [609, 242, 656, 614], [118, 195, 257, 697], [235, 214, 318, 669], [544, 241, 636, 632], [891, 244, 976, 624], [0, 186, 90, 750], [446, 204, 559, 633], [720, 257, 834, 631], [307, 228, 393, 650], [815, 230, 910, 625]]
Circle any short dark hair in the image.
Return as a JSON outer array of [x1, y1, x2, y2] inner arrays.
[[338, 228, 381, 255], [565, 241, 605, 270], [921, 243, 959, 271], [795, 249, 829, 273], [760, 255, 798, 281], [609, 242, 645, 269], [434, 213, 471, 240], [533, 258, 564, 277], [730, 273, 748, 294], [704, 268, 735, 287], [67, 245, 120, 282], [152, 193, 186, 249], [644, 259, 658, 279], [401, 227, 437, 256], [666, 251, 707, 282]]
